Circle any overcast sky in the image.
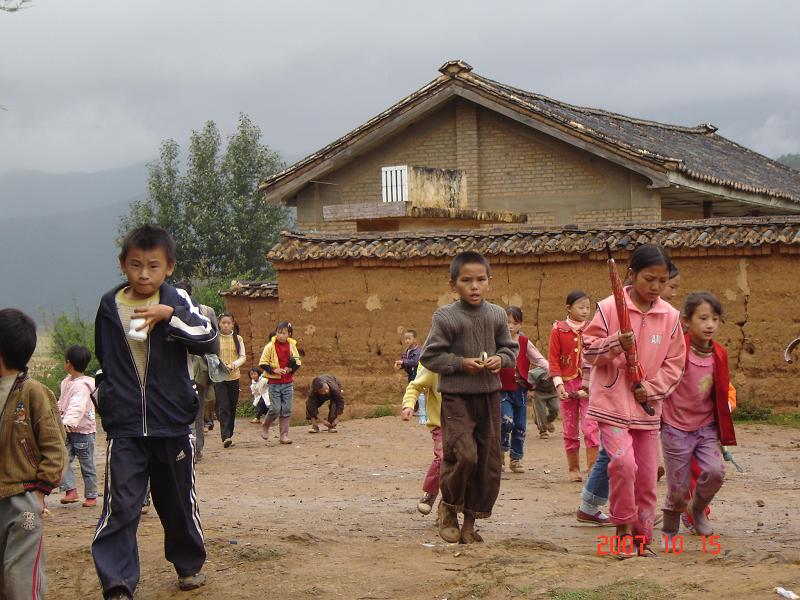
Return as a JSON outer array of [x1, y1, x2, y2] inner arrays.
[[1, 0, 799, 175]]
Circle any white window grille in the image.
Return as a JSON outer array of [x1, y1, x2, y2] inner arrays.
[[381, 165, 408, 203]]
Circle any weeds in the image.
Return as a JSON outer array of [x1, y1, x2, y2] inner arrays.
[[366, 405, 395, 418], [550, 579, 668, 600]]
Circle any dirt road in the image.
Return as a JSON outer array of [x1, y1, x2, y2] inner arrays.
[[44, 416, 800, 599]]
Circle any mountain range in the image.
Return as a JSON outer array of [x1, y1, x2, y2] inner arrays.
[[0, 163, 149, 322]]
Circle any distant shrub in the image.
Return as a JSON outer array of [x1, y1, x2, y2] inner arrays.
[[367, 405, 395, 419], [733, 394, 772, 422], [43, 303, 99, 376]]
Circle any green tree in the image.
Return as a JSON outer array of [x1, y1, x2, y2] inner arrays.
[[121, 114, 288, 282], [777, 153, 800, 170], [45, 303, 99, 375]]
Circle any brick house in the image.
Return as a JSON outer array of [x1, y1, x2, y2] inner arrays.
[[224, 61, 800, 416], [261, 60, 800, 231]]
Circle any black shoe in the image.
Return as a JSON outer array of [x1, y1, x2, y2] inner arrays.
[[106, 587, 132, 600]]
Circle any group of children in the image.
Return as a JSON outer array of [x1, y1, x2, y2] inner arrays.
[[0, 224, 740, 599], [398, 245, 735, 558]]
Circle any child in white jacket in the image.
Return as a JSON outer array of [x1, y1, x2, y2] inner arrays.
[[58, 345, 97, 507]]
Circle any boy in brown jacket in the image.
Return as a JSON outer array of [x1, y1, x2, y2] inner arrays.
[[420, 252, 518, 544], [0, 308, 66, 599]]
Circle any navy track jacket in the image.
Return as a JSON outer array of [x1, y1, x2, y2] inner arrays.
[[94, 282, 219, 438]]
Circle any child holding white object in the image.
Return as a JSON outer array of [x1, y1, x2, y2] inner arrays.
[[401, 364, 442, 515]]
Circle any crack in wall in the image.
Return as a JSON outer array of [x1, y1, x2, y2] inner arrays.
[[734, 259, 751, 373]]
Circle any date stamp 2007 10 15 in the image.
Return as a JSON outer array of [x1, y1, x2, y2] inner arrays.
[[596, 534, 721, 556]]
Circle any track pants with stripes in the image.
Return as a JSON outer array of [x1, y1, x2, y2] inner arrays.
[[92, 436, 205, 597]]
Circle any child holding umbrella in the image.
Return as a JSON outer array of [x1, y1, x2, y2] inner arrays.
[[583, 244, 685, 557]]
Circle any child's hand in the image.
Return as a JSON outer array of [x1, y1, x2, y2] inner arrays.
[[633, 384, 647, 403], [462, 358, 485, 374], [484, 355, 502, 373], [34, 490, 45, 514], [618, 331, 634, 352], [401, 407, 413, 421], [134, 304, 174, 331], [394, 360, 403, 370], [557, 383, 568, 400]]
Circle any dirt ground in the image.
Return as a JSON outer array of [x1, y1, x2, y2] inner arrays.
[[44, 415, 800, 600]]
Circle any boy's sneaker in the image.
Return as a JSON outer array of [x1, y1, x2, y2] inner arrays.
[[82, 498, 97, 508], [61, 488, 78, 504], [178, 571, 206, 591], [417, 492, 437, 515], [576, 509, 611, 526], [61, 488, 79, 504], [327, 426, 338, 433], [105, 587, 132, 600], [250, 417, 260, 424], [546, 422, 555, 433], [539, 431, 549, 439], [437, 504, 461, 543], [308, 423, 320, 433], [223, 438, 233, 448], [510, 459, 525, 473]]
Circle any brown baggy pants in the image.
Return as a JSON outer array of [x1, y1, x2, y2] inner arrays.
[[439, 391, 502, 519]]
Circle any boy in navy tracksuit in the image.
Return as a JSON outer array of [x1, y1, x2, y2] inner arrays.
[[91, 225, 218, 600]]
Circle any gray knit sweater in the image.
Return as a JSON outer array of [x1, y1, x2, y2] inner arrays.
[[420, 300, 518, 394]]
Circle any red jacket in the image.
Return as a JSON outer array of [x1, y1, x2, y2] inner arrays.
[[500, 334, 530, 391], [548, 321, 583, 383], [683, 334, 737, 446]]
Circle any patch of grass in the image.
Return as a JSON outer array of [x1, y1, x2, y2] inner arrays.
[[550, 579, 668, 600], [733, 395, 773, 422], [366, 405, 396, 418], [235, 401, 257, 418], [766, 412, 800, 428]]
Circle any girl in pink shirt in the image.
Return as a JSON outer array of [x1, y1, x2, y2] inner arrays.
[[583, 244, 685, 557], [661, 291, 736, 541]]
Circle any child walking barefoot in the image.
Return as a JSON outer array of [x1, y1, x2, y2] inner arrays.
[[259, 322, 302, 444], [401, 364, 442, 515], [421, 251, 518, 544], [583, 244, 685, 557], [499, 306, 548, 473], [661, 292, 736, 541], [548, 291, 599, 481]]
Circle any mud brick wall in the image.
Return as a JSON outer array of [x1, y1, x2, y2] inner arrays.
[[226, 248, 800, 419]]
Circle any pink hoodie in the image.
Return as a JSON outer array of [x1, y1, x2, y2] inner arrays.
[[58, 374, 96, 434], [583, 289, 685, 430]]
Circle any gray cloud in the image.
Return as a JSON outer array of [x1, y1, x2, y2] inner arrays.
[[1, 0, 798, 174]]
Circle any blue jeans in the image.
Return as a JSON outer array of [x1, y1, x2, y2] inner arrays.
[[267, 383, 294, 418], [500, 386, 527, 460], [60, 432, 98, 498], [582, 445, 610, 507]]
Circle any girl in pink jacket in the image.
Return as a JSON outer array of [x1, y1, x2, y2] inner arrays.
[[583, 245, 685, 557]]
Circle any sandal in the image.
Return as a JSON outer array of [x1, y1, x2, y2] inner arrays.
[[459, 530, 484, 544], [638, 545, 658, 558]]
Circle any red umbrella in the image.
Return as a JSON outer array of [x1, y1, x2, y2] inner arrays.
[[606, 244, 654, 416]]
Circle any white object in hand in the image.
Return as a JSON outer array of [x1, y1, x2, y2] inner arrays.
[[128, 317, 148, 341], [776, 588, 800, 600]]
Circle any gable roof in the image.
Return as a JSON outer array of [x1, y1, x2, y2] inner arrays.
[[266, 216, 800, 265], [261, 60, 800, 208]]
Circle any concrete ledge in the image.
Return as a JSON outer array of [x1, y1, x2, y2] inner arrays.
[[323, 201, 527, 224]]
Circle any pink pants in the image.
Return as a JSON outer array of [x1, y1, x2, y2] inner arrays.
[[560, 379, 599, 453], [599, 423, 660, 543], [423, 426, 443, 495]]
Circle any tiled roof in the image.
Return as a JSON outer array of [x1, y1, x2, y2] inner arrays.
[[267, 217, 800, 264], [261, 60, 800, 205], [220, 281, 279, 299], [467, 69, 800, 203]]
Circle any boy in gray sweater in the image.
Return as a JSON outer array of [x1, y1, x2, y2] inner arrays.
[[420, 251, 518, 544]]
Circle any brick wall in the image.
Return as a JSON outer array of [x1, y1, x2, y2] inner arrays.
[[476, 109, 606, 203], [232, 248, 798, 418], [574, 206, 662, 225]]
